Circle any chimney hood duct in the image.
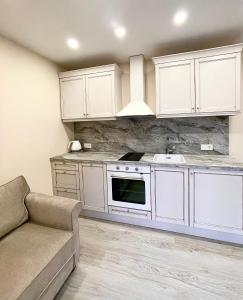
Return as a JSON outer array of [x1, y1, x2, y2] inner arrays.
[[116, 55, 155, 117]]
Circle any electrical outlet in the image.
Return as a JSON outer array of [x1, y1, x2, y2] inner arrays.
[[83, 143, 92, 149], [201, 144, 214, 151]]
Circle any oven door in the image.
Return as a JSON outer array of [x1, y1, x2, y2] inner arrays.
[[107, 171, 151, 211]]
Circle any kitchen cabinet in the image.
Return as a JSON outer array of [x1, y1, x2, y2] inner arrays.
[[153, 44, 242, 118], [51, 161, 80, 201], [50, 157, 243, 244], [60, 76, 86, 119], [79, 163, 107, 212], [190, 169, 243, 234], [155, 60, 195, 115], [152, 167, 189, 225], [59, 64, 121, 121], [86, 72, 115, 118], [195, 53, 241, 113]]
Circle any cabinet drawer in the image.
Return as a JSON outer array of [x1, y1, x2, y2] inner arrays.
[[52, 161, 78, 171], [53, 170, 79, 189], [108, 206, 151, 220], [54, 188, 80, 201]]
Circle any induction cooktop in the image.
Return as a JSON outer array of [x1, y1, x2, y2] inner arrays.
[[118, 152, 144, 162]]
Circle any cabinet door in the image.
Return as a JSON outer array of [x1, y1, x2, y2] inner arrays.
[[195, 53, 241, 113], [190, 170, 243, 234], [80, 164, 107, 212], [60, 76, 86, 120], [154, 168, 189, 225], [86, 72, 115, 118], [155, 60, 195, 116]]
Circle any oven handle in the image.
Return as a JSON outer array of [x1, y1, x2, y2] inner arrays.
[[110, 175, 144, 180]]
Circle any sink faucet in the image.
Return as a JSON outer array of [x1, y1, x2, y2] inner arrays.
[[166, 144, 176, 154]]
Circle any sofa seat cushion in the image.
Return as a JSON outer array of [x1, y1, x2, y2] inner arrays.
[[0, 222, 74, 300], [0, 176, 30, 238]]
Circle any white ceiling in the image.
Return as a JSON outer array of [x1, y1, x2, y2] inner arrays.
[[0, 0, 243, 69]]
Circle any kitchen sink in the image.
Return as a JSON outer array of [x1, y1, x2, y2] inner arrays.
[[153, 154, 186, 163]]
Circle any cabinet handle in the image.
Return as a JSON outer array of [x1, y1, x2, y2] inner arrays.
[[110, 175, 143, 180], [128, 211, 148, 217], [57, 188, 67, 192], [112, 208, 129, 213], [59, 171, 69, 174], [192, 107, 195, 111], [197, 107, 200, 110]]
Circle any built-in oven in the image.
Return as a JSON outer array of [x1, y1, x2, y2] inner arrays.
[[107, 164, 151, 211]]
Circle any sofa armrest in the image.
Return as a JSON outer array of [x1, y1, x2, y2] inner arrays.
[[25, 192, 81, 231], [25, 192, 81, 264]]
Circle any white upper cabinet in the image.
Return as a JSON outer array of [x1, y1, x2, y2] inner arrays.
[[60, 76, 86, 119], [153, 44, 242, 118], [195, 53, 241, 113], [59, 64, 121, 121], [156, 59, 195, 115], [86, 71, 115, 118]]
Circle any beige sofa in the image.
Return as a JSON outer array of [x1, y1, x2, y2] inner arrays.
[[0, 176, 81, 300]]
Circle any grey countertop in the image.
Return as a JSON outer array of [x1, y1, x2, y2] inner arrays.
[[50, 152, 243, 172]]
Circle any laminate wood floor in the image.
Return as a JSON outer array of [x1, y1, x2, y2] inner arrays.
[[56, 217, 243, 300]]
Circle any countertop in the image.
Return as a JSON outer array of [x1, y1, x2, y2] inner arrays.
[[50, 152, 243, 172]]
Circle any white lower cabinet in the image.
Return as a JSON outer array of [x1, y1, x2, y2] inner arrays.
[[79, 163, 107, 212], [153, 167, 189, 225], [51, 161, 80, 201], [190, 169, 243, 234], [51, 158, 243, 243]]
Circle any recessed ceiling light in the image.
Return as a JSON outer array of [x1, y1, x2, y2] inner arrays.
[[114, 26, 126, 39], [66, 37, 80, 50], [173, 10, 188, 26]]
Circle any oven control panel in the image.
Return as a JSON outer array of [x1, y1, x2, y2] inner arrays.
[[107, 163, 150, 174]]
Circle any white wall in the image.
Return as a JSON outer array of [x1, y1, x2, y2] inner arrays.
[[0, 36, 73, 194]]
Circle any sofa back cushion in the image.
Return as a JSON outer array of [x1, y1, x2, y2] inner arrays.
[[0, 176, 30, 238]]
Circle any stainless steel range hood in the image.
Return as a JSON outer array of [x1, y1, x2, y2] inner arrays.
[[116, 55, 154, 117]]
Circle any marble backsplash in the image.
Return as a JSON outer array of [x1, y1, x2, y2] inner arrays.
[[74, 116, 229, 155]]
